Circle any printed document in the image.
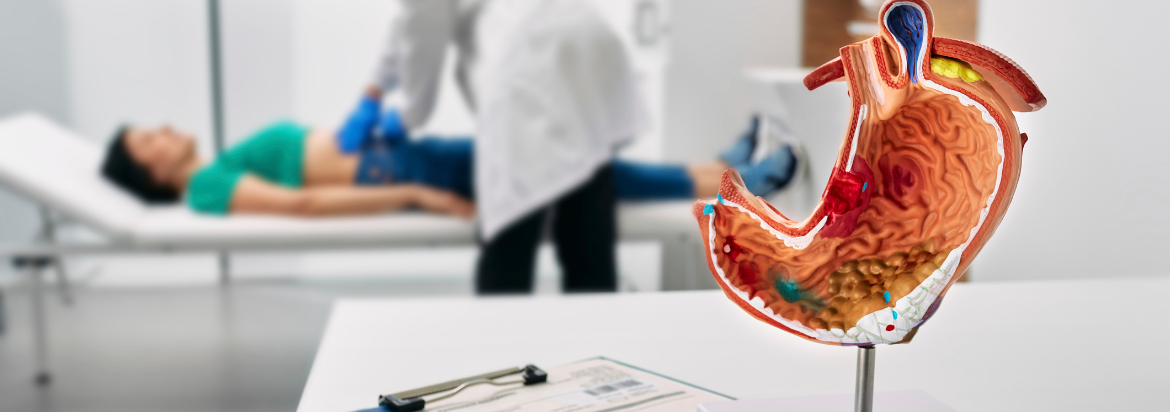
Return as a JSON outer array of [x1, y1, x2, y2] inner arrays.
[[423, 358, 730, 412]]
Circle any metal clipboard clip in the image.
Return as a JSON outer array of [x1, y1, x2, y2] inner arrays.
[[378, 364, 548, 412]]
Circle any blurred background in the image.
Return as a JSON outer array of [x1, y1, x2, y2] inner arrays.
[[1, 0, 1167, 411]]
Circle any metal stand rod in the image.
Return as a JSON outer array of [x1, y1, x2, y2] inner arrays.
[[52, 259, 73, 305], [854, 346, 875, 412], [39, 206, 72, 306], [207, 0, 226, 155], [0, 287, 7, 336], [30, 265, 51, 385], [218, 252, 231, 286]]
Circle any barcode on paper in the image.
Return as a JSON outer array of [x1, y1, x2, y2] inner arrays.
[[551, 376, 657, 406], [583, 379, 644, 396]]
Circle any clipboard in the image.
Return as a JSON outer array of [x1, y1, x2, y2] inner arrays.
[[370, 357, 733, 412]]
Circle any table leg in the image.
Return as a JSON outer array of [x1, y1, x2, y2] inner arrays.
[[0, 287, 6, 336], [30, 263, 51, 385]]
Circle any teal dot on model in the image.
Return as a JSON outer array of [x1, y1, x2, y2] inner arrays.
[[776, 278, 803, 303], [773, 277, 826, 311]]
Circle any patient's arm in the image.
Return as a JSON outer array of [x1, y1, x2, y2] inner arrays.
[[229, 175, 475, 218]]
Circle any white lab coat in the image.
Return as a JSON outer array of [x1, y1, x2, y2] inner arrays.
[[373, 0, 648, 240]]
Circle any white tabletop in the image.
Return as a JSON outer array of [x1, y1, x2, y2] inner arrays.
[[298, 276, 1170, 412]]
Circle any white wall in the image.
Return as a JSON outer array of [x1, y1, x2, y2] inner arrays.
[[970, 0, 1170, 281], [0, 0, 72, 244], [289, 0, 398, 131], [663, 0, 802, 163], [220, 0, 295, 144], [60, 0, 214, 155]]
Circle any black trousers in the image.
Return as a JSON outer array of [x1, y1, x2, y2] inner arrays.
[[475, 164, 617, 294]]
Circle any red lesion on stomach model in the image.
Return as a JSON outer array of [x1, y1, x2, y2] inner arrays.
[[710, 91, 1001, 331]]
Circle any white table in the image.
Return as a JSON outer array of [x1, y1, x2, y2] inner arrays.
[[298, 276, 1170, 412]]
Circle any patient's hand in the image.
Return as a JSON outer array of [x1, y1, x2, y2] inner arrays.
[[414, 187, 475, 219]]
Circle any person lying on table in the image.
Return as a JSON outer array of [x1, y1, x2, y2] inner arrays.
[[100, 110, 800, 219]]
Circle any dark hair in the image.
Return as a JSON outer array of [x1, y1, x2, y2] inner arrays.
[[100, 126, 180, 204]]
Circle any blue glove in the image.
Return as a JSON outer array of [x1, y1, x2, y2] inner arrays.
[[337, 95, 381, 154], [379, 108, 409, 146]]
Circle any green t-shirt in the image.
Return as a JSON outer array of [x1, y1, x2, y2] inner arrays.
[[187, 120, 308, 215]]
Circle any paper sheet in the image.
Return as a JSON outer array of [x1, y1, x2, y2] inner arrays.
[[423, 358, 730, 412]]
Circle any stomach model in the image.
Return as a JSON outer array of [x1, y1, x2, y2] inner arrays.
[[692, 0, 1046, 346]]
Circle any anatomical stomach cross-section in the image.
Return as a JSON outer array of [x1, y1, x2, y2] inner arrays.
[[692, 0, 1046, 346]]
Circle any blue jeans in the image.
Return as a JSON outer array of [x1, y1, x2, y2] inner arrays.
[[355, 136, 693, 200]]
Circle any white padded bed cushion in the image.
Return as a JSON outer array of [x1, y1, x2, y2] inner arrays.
[[0, 113, 697, 249]]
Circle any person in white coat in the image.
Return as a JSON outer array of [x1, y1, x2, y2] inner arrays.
[[345, 0, 648, 293]]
